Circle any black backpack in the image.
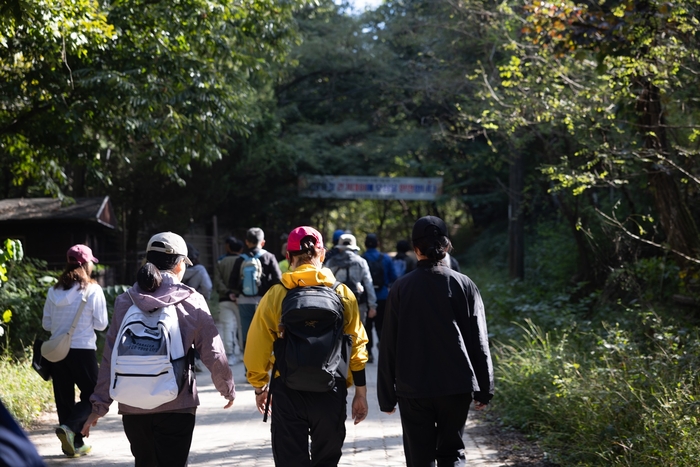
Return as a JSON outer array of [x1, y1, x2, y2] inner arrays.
[[365, 254, 385, 290], [273, 283, 351, 393]]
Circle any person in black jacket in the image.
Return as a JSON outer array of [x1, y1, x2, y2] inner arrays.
[[228, 227, 282, 350], [377, 216, 494, 467]]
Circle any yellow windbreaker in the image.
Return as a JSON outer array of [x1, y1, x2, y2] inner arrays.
[[243, 264, 369, 388]]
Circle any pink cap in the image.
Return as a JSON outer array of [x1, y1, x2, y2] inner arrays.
[[287, 226, 324, 252], [67, 244, 98, 265]]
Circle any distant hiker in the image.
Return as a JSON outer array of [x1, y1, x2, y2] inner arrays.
[[182, 243, 213, 300], [444, 251, 461, 272], [42, 244, 108, 458], [325, 233, 378, 325], [244, 226, 369, 466], [82, 232, 235, 467], [392, 239, 417, 278], [361, 233, 397, 363], [378, 216, 494, 467], [323, 228, 347, 264], [228, 227, 282, 350], [214, 236, 245, 365], [278, 242, 290, 273]]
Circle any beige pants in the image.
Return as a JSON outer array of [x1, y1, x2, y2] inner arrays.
[[217, 300, 242, 356]]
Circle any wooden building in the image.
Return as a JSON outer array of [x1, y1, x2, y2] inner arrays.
[[0, 197, 120, 285]]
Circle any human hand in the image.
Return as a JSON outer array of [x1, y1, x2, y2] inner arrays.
[[81, 413, 101, 437], [382, 408, 396, 415], [351, 388, 368, 425], [255, 387, 270, 415], [368, 307, 377, 319], [224, 399, 234, 409], [474, 401, 488, 411]]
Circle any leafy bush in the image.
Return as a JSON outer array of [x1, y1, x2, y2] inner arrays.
[[0, 240, 58, 358], [0, 356, 54, 428]]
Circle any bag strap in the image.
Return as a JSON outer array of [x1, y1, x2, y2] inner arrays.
[[67, 294, 89, 337]]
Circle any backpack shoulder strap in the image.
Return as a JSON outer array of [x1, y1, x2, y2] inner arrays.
[[162, 304, 185, 360], [332, 281, 342, 292]]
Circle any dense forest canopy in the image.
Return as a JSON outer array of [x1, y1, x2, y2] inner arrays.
[[2, 0, 700, 286]]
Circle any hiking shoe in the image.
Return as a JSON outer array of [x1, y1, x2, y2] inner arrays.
[[227, 355, 239, 366], [55, 424, 75, 457], [72, 443, 92, 457]]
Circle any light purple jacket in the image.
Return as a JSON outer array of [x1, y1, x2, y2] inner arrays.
[[90, 273, 235, 416]]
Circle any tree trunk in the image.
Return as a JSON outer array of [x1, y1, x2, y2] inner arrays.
[[637, 81, 700, 260]]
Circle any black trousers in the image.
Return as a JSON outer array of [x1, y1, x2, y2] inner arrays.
[[271, 379, 347, 467], [122, 412, 196, 467], [397, 393, 472, 467], [365, 298, 386, 355], [49, 348, 98, 447]]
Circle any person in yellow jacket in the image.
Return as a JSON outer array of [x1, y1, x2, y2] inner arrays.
[[244, 226, 369, 466]]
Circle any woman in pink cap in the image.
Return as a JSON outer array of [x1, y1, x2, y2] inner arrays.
[[42, 244, 108, 458]]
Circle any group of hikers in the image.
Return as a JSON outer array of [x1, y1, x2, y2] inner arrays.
[[31, 215, 494, 467]]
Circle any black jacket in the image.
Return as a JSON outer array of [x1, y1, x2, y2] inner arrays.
[[228, 247, 282, 298], [377, 260, 494, 411]]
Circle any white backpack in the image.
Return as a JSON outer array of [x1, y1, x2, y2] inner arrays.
[[109, 301, 186, 409]]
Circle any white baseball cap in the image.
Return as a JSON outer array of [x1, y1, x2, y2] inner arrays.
[[146, 232, 193, 266]]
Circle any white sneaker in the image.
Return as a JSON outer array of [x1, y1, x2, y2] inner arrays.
[[227, 355, 238, 366]]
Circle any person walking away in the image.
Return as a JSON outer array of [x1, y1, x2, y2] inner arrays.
[[443, 251, 461, 272], [278, 242, 290, 273], [214, 236, 244, 365], [228, 227, 282, 350], [323, 229, 346, 265], [325, 233, 377, 328], [377, 216, 494, 467], [244, 226, 369, 466], [42, 244, 108, 458], [82, 232, 235, 466], [182, 243, 213, 300], [392, 239, 417, 278], [183, 243, 214, 371], [361, 233, 397, 363]]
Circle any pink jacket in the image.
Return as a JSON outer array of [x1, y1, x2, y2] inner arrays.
[[90, 273, 235, 416]]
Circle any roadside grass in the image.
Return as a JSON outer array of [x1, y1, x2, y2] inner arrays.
[[493, 317, 700, 466], [464, 221, 700, 466], [0, 355, 54, 428]]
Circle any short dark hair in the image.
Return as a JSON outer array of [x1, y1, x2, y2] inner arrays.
[[225, 236, 243, 253]]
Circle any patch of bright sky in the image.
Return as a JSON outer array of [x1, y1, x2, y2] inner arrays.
[[336, 0, 384, 15]]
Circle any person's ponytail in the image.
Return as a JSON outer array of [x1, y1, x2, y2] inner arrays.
[[414, 235, 452, 264], [137, 262, 162, 292]]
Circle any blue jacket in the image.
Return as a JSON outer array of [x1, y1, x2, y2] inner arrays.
[[362, 248, 397, 300]]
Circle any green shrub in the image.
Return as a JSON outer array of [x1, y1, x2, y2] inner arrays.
[[0, 356, 54, 428]]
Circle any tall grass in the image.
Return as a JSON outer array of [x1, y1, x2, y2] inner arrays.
[[0, 356, 54, 428], [494, 317, 700, 466]]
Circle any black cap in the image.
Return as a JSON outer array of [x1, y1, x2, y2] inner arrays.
[[365, 233, 378, 249], [412, 216, 448, 241]]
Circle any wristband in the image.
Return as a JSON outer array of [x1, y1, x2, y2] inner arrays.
[[254, 388, 266, 395]]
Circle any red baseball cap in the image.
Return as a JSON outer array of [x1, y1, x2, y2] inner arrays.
[[286, 226, 324, 252], [67, 244, 99, 265]]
